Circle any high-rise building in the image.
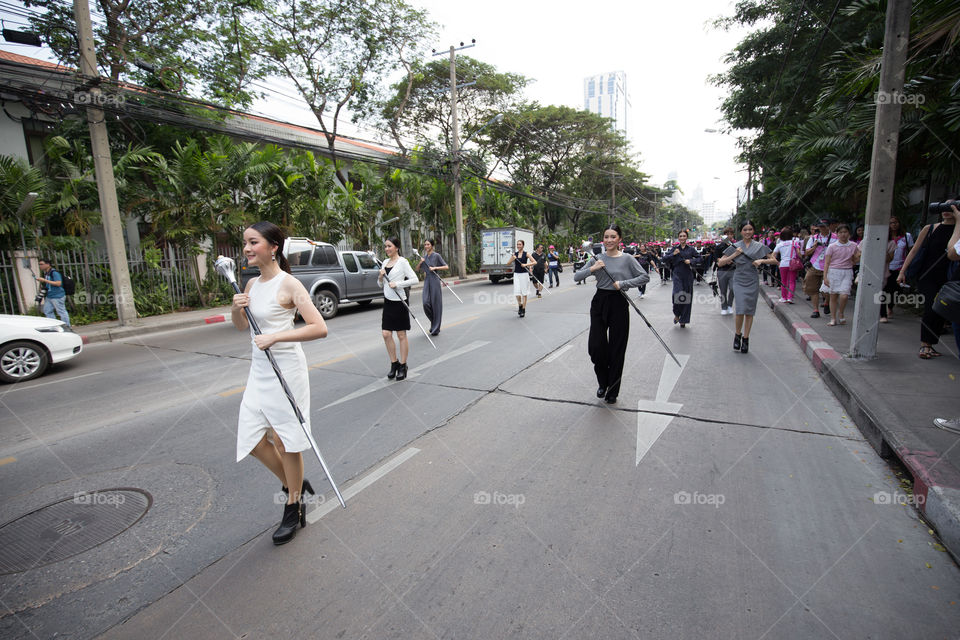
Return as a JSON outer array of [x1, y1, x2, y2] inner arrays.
[[583, 71, 628, 135]]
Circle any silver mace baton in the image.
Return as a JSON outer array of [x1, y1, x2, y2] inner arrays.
[[215, 255, 346, 508], [412, 249, 463, 303], [368, 253, 438, 349], [581, 242, 681, 368]]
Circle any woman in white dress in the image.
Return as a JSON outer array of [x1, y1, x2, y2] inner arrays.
[[232, 221, 328, 545]]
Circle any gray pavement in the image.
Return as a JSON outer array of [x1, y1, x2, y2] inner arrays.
[[758, 281, 960, 563]]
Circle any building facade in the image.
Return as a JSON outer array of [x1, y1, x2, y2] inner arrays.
[[583, 71, 628, 135]]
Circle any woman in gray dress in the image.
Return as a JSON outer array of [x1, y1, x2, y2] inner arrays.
[[416, 238, 448, 336], [717, 221, 779, 354]]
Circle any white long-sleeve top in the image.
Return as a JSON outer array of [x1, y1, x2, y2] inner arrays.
[[378, 257, 419, 301]]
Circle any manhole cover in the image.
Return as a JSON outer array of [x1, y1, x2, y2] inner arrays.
[[0, 488, 152, 575]]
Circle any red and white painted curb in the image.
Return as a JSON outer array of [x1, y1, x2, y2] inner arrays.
[[788, 322, 841, 372]]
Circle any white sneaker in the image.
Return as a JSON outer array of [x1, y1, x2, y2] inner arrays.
[[934, 418, 960, 434], [777, 298, 787, 303]]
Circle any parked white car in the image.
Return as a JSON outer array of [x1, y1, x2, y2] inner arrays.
[[0, 314, 83, 383]]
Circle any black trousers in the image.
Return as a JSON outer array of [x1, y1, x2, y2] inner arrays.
[[588, 289, 630, 399]]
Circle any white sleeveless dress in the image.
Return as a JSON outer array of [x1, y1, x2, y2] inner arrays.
[[236, 273, 311, 461]]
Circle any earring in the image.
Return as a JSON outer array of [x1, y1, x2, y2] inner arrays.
[[272, 253, 276, 261]]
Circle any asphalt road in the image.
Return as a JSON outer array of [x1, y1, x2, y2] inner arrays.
[[1, 273, 958, 639]]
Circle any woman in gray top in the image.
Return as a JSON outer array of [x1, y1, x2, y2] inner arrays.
[[574, 224, 650, 404], [717, 220, 779, 354]]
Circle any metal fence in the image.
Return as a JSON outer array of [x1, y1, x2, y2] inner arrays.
[[0, 245, 241, 317]]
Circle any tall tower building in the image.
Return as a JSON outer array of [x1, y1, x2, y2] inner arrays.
[[583, 71, 628, 135]]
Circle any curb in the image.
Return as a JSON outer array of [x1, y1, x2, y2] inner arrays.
[[762, 290, 960, 562]]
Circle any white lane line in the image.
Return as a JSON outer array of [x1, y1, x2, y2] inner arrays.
[[544, 344, 573, 363], [306, 447, 420, 523], [655, 353, 689, 403], [317, 340, 488, 411], [637, 353, 688, 466], [1, 371, 103, 393]]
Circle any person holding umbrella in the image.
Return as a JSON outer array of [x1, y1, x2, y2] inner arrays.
[[416, 238, 448, 336], [231, 221, 329, 545], [574, 223, 650, 404], [379, 237, 419, 380], [664, 230, 700, 328], [717, 220, 779, 354]]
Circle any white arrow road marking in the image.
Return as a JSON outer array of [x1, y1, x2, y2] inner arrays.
[[306, 446, 420, 523], [637, 354, 688, 466], [317, 340, 489, 411]]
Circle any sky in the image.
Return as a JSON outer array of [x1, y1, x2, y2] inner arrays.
[[407, 0, 752, 216], [0, 0, 752, 217]]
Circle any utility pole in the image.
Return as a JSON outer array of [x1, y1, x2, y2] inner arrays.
[[850, 0, 911, 359], [73, 0, 137, 325], [434, 40, 474, 279], [610, 175, 616, 221]]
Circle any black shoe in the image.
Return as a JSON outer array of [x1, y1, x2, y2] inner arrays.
[[680, 323, 685, 328], [272, 501, 303, 545], [740, 337, 749, 354], [604, 396, 617, 404], [597, 386, 606, 398], [810, 311, 820, 318], [673, 316, 679, 325], [430, 329, 440, 336], [395, 362, 408, 381], [281, 479, 315, 497], [520, 308, 525, 317], [387, 360, 399, 379], [733, 333, 742, 351]]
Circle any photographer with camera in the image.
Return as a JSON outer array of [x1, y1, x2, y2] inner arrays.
[[898, 200, 957, 359], [802, 219, 837, 319], [35, 258, 70, 327]]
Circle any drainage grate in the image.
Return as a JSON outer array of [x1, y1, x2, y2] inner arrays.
[[0, 488, 152, 575]]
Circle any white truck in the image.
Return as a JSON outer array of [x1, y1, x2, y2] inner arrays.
[[480, 227, 534, 283]]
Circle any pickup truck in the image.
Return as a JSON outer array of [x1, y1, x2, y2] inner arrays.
[[239, 237, 383, 319]]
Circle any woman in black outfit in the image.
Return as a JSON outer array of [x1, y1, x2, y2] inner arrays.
[[574, 224, 649, 404], [664, 230, 700, 328], [898, 206, 957, 359]]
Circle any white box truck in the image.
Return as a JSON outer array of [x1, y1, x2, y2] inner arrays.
[[480, 227, 534, 283]]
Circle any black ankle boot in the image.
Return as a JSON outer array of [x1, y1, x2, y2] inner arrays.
[[395, 362, 408, 381], [740, 336, 749, 354], [281, 479, 315, 497], [387, 360, 399, 379], [272, 501, 303, 545], [733, 333, 742, 351]]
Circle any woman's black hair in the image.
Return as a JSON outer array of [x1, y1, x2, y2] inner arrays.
[[677, 228, 688, 238], [780, 226, 793, 241], [424, 238, 435, 248], [739, 220, 757, 232], [385, 236, 403, 255], [836, 224, 851, 234], [248, 221, 291, 274], [604, 223, 623, 238]]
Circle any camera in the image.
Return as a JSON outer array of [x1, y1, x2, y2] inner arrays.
[[928, 200, 959, 214]]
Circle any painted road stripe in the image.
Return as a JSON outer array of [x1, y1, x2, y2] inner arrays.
[[306, 447, 420, 523], [0, 456, 16, 466], [318, 340, 489, 411], [544, 344, 573, 363], [1, 371, 103, 393], [309, 353, 355, 370], [443, 315, 478, 329], [218, 386, 245, 398], [637, 354, 688, 466]]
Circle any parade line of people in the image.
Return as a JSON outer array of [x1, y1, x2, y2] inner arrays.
[[229, 216, 960, 544]]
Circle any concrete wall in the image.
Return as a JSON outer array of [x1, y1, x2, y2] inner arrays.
[[0, 103, 30, 161]]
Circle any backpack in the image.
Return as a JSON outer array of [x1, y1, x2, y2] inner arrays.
[[60, 272, 75, 295]]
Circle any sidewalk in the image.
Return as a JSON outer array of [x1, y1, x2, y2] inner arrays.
[[74, 271, 494, 345], [760, 284, 960, 561]]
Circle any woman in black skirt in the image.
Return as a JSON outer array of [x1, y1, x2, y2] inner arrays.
[[379, 237, 419, 380]]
